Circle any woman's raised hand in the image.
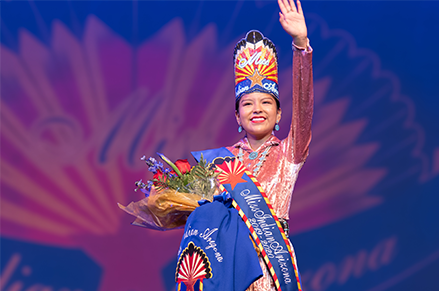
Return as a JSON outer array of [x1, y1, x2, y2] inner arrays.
[[278, 0, 308, 48]]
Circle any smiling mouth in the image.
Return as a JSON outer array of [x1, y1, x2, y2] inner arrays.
[[251, 117, 266, 122]]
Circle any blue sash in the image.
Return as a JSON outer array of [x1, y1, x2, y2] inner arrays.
[[175, 200, 262, 291], [192, 147, 302, 291]]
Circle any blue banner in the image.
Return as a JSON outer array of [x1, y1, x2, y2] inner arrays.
[[193, 148, 299, 291]]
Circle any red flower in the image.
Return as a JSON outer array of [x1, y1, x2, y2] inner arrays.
[[174, 159, 191, 174], [153, 169, 166, 185]]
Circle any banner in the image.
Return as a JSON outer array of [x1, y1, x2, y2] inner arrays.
[[193, 148, 301, 291]]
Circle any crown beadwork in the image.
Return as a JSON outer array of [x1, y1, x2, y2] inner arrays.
[[233, 30, 279, 103]]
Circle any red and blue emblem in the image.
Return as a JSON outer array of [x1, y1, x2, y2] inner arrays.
[[176, 242, 213, 291]]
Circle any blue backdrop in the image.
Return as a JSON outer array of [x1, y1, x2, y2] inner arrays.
[[1, 1, 438, 291]]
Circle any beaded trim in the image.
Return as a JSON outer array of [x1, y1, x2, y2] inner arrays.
[[238, 145, 272, 177]]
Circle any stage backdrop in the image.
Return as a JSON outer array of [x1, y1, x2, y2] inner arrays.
[[1, 1, 438, 291]]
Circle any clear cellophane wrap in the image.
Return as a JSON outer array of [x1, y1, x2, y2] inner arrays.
[[118, 187, 206, 230]]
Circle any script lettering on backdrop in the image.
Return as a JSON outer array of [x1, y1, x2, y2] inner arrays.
[[0, 253, 83, 291], [300, 236, 398, 291]]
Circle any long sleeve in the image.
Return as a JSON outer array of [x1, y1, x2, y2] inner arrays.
[[285, 46, 314, 164]]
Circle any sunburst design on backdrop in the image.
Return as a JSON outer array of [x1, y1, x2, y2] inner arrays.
[[0, 12, 434, 291], [286, 14, 436, 234]]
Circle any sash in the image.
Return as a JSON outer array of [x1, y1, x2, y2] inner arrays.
[[192, 147, 302, 291], [175, 200, 262, 291]]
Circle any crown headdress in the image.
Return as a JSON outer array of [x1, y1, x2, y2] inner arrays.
[[233, 30, 279, 103]]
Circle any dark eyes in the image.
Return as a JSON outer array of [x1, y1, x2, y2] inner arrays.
[[241, 99, 272, 106]]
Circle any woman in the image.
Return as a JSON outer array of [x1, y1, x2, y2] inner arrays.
[[227, 0, 313, 290], [123, 0, 313, 289]]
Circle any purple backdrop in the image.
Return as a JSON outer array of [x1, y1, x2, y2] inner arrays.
[[1, 1, 438, 291]]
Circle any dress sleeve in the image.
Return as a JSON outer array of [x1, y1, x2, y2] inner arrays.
[[285, 45, 314, 165]]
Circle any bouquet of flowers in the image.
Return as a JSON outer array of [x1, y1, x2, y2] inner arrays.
[[118, 153, 220, 230]]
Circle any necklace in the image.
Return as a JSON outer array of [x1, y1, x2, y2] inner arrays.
[[248, 151, 259, 160], [238, 145, 272, 177]]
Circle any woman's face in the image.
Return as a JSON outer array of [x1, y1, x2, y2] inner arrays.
[[235, 92, 281, 141]]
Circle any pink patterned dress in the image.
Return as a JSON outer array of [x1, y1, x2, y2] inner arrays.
[[227, 46, 313, 291]]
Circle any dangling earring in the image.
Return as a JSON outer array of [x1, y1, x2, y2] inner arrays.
[[238, 125, 243, 133], [275, 122, 280, 131]]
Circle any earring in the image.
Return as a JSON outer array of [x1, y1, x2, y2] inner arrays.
[[238, 125, 243, 133], [275, 123, 280, 131]]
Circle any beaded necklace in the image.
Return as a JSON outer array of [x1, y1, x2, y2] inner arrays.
[[238, 145, 272, 177]]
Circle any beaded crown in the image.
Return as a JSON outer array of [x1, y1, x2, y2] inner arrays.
[[234, 30, 279, 103]]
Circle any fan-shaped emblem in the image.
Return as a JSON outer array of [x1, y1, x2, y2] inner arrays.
[[176, 242, 213, 291], [212, 157, 247, 190]]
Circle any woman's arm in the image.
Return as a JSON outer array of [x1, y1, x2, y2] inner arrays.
[[292, 46, 313, 164], [279, 0, 314, 164]]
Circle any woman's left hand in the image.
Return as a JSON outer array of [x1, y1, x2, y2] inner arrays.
[[278, 0, 308, 47]]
